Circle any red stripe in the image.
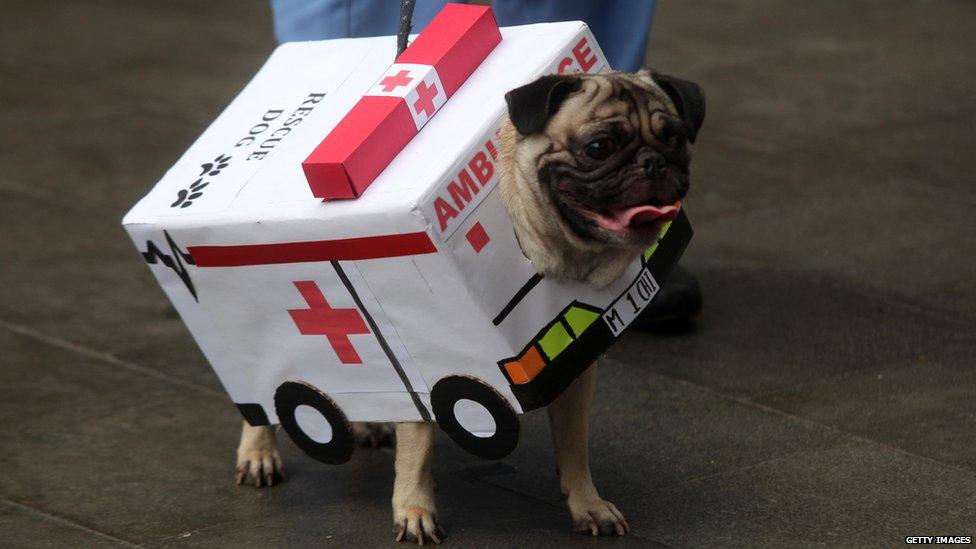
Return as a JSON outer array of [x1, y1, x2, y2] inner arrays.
[[189, 232, 437, 267]]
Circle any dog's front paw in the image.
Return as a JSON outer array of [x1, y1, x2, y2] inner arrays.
[[235, 448, 285, 487], [236, 423, 285, 488], [393, 505, 444, 545], [568, 495, 629, 536], [237, 450, 285, 488]]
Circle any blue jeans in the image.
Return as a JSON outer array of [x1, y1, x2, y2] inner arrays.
[[270, 0, 655, 72]]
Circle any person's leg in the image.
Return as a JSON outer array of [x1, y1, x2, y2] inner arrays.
[[270, 0, 460, 43], [491, 0, 655, 71]]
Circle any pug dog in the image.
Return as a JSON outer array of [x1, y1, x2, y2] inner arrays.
[[234, 69, 705, 543]]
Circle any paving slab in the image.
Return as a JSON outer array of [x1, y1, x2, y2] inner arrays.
[[650, 0, 976, 317], [615, 267, 974, 398], [0, 104, 206, 218], [0, 0, 274, 219], [681, 164, 976, 321], [0, 193, 221, 392], [757, 352, 976, 471], [473, 363, 847, 503], [0, 330, 239, 544], [1, 326, 673, 547], [639, 440, 976, 547], [157, 458, 670, 548], [0, 500, 130, 549], [3, 0, 976, 546], [0, 0, 273, 114]]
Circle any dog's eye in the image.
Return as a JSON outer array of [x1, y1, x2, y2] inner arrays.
[[584, 138, 617, 161]]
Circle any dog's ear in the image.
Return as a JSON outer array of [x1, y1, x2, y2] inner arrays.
[[652, 73, 706, 143], [505, 74, 582, 136]]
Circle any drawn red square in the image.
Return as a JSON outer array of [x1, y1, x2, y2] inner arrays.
[[465, 222, 490, 253]]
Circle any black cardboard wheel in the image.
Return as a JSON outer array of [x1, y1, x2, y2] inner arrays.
[[274, 381, 354, 465], [430, 376, 519, 460]]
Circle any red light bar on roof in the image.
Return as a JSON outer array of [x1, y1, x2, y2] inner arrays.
[[302, 4, 502, 200]]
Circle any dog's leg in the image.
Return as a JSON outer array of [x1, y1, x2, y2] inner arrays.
[[351, 422, 396, 448], [392, 421, 443, 544], [235, 421, 285, 487], [548, 363, 629, 536]]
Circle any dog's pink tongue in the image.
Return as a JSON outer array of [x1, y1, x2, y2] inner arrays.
[[618, 202, 681, 228]]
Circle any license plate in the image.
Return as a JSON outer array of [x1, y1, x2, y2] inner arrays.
[[602, 268, 660, 336]]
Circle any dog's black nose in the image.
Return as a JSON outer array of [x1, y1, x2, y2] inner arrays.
[[639, 150, 666, 175]]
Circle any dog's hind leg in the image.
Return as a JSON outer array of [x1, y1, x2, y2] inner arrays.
[[548, 363, 630, 536], [236, 421, 285, 487], [392, 421, 443, 544], [351, 422, 396, 448]]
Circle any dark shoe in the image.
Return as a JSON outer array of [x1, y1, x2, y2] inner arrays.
[[634, 265, 701, 330]]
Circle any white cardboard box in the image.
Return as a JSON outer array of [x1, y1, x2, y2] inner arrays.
[[123, 22, 691, 462]]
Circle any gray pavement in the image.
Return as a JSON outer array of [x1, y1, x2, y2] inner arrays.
[[2, 1, 975, 547]]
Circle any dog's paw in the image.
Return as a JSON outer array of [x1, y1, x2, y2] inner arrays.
[[393, 505, 444, 545], [568, 496, 629, 536], [352, 421, 396, 449], [235, 448, 285, 488]]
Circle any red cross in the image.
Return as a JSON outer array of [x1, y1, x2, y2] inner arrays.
[[288, 280, 370, 364], [379, 70, 412, 92], [413, 80, 439, 117]]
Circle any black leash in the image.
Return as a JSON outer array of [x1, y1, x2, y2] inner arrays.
[[397, 0, 417, 58]]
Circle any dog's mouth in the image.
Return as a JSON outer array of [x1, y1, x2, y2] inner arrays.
[[546, 157, 688, 245], [602, 202, 681, 231], [574, 200, 681, 237]]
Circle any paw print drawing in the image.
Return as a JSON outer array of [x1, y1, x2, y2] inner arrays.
[[170, 178, 209, 208], [170, 153, 231, 209], [199, 154, 231, 177]]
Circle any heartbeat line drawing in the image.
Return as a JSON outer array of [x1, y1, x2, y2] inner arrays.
[[141, 230, 198, 301]]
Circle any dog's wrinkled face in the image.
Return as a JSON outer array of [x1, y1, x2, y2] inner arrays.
[[505, 71, 705, 247]]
